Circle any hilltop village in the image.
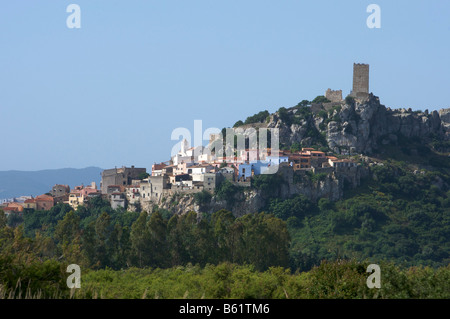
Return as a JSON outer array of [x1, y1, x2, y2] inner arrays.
[[0, 63, 375, 216], [0, 142, 359, 216], [7, 62, 442, 215]]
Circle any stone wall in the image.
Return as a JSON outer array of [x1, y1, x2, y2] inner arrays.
[[325, 89, 343, 102]]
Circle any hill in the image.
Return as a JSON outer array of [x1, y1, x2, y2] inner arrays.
[[231, 94, 450, 156], [0, 167, 103, 200], [219, 94, 450, 268]]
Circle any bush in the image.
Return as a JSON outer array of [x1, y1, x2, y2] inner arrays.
[[215, 180, 240, 202], [244, 110, 270, 125], [233, 120, 244, 128], [277, 107, 291, 125], [318, 110, 328, 119], [252, 174, 284, 197], [312, 96, 331, 104], [268, 195, 314, 220], [345, 95, 355, 106], [194, 190, 212, 206]]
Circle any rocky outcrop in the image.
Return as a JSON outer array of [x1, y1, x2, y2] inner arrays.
[[439, 108, 450, 139], [141, 189, 266, 218], [266, 94, 448, 154]]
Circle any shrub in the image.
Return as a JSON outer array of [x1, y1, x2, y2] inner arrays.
[[345, 95, 355, 106], [312, 96, 330, 104], [194, 190, 212, 206]]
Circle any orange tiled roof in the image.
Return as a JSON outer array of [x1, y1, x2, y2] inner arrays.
[[35, 195, 54, 202]]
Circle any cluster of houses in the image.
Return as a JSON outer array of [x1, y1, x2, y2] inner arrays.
[[97, 139, 358, 210], [0, 183, 101, 217], [0, 195, 55, 217], [0, 138, 358, 216]]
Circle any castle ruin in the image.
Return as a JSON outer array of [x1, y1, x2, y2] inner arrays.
[[325, 89, 343, 103], [323, 63, 370, 103]]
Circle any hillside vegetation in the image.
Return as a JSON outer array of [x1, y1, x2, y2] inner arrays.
[[1, 96, 449, 299]]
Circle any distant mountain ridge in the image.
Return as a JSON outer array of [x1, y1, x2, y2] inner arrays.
[[0, 167, 103, 200]]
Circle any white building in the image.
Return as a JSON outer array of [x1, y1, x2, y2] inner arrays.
[[125, 185, 140, 205], [111, 192, 125, 209]]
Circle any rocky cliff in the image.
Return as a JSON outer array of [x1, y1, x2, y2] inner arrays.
[[266, 94, 449, 155]]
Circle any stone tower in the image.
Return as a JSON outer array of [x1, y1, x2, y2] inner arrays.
[[351, 63, 369, 99]]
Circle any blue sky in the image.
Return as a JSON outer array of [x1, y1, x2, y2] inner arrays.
[[0, 0, 449, 171]]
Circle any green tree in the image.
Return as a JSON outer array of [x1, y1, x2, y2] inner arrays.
[[233, 120, 244, 128], [130, 211, 151, 267], [193, 218, 217, 265], [54, 210, 80, 245], [290, 142, 301, 153], [54, 210, 85, 265], [237, 213, 290, 270], [268, 195, 314, 220], [7, 213, 23, 228], [107, 223, 122, 269], [194, 190, 212, 206], [244, 110, 270, 125], [211, 209, 236, 263], [82, 221, 98, 267], [277, 107, 291, 125], [148, 211, 168, 268], [94, 212, 112, 267], [252, 173, 284, 198], [297, 100, 310, 107], [215, 180, 240, 202], [312, 95, 330, 104], [138, 172, 150, 180], [318, 198, 334, 211], [345, 95, 355, 106], [0, 209, 6, 228]]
